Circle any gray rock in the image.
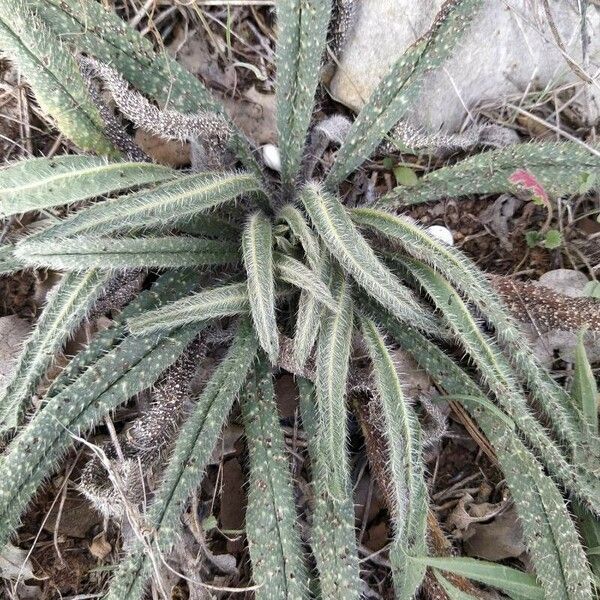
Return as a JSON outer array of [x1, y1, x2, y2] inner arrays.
[[330, 0, 600, 132]]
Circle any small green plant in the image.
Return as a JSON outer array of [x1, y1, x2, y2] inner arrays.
[[525, 228, 563, 250], [0, 1, 599, 599]]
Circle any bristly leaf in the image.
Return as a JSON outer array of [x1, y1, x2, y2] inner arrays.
[[0, 270, 111, 432], [0, 244, 23, 275], [105, 318, 258, 600], [0, 1, 114, 153], [572, 329, 599, 434], [397, 257, 600, 513], [301, 182, 437, 333], [325, 0, 483, 187], [14, 236, 240, 270], [378, 142, 600, 207], [242, 356, 309, 599], [360, 317, 428, 598], [27, 172, 263, 242], [0, 157, 175, 218], [308, 267, 361, 599], [276, 0, 333, 188], [47, 270, 200, 398], [243, 212, 279, 363], [292, 250, 331, 367], [0, 323, 204, 548], [354, 207, 589, 453], [298, 379, 361, 600], [275, 252, 337, 312], [277, 204, 321, 269], [292, 289, 321, 368], [33, 0, 261, 173], [375, 312, 594, 600], [128, 282, 250, 336]]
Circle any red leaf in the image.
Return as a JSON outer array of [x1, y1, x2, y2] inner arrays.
[[508, 169, 549, 206]]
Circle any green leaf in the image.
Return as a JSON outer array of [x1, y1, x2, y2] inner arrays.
[[301, 183, 437, 333], [27, 171, 263, 241], [379, 142, 600, 207], [105, 318, 258, 600], [543, 229, 562, 249], [276, 0, 333, 187], [372, 311, 593, 600], [0, 1, 113, 153], [128, 282, 250, 336], [393, 165, 419, 187], [308, 267, 361, 599], [412, 557, 543, 600], [242, 356, 309, 599], [525, 230, 544, 248], [0, 270, 111, 431], [0, 244, 24, 275], [583, 281, 600, 299], [432, 570, 483, 600], [360, 317, 428, 598], [572, 329, 599, 434], [326, 0, 484, 187], [275, 252, 337, 312], [573, 501, 600, 579], [47, 270, 199, 398], [291, 250, 330, 367], [0, 323, 204, 548], [243, 212, 279, 363], [298, 373, 361, 600], [277, 204, 321, 269], [351, 207, 587, 449], [397, 257, 600, 512], [0, 157, 175, 217], [14, 236, 239, 270]]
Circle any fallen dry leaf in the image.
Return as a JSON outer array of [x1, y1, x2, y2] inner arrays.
[[224, 86, 277, 146], [464, 507, 526, 561], [89, 532, 112, 560]]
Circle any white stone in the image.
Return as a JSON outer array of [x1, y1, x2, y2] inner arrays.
[[262, 143, 282, 172], [330, 1, 600, 133], [426, 225, 454, 246]]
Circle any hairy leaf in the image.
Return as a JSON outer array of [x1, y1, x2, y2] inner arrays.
[[47, 270, 199, 398], [128, 282, 250, 336], [243, 212, 279, 363], [355, 207, 588, 451], [0, 324, 203, 548], [276, 0, 333, 187], [0, 270, 111, 431], [105, 318, 258, 600], [242, 356, 309, 599], [277, 203, 321, 269], [0, 157, 175, 217], [35, 0, 261, 173], [326, 0, 483, 187], [301, 182, 436, 332], [375, 309, 594, 600], [308, 267, 361, 599], [0, 244, 23, 275], [275, 252, 336, 312], [379, 142, 600, 206], [15, 236, 239, 270], [360, 317, 428, 598], [27, 172, 263, 241], [0, 0, 112, 153], [398, 258, 600, 513]]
